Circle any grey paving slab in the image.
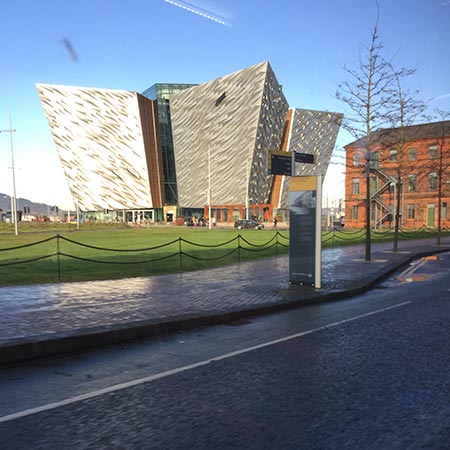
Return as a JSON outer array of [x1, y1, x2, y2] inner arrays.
[[1, 237, 449, 364]]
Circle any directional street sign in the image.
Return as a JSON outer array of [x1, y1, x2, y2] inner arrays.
[[295, 152, 315, 164], [268, 150, 292, 176]]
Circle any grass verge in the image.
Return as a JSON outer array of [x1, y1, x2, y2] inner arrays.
[[0, 227, 289, 286], [0, 225, 445, 286]]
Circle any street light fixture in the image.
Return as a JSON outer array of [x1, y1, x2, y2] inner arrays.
[[0, 111, 18, 235], [208, 144, 212, 230], [245, 155, 251, 220]]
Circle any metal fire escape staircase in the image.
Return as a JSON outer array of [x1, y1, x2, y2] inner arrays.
[[370, 168, 398, 228]]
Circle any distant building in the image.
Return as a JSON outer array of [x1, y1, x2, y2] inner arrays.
[[37, 62, 342, 224], [344, 120, 450, 229]]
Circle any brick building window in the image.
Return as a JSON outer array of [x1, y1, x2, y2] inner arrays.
[[429, 145, 438, 159], [389, 149, 398, 161], [352, 206, 358, 220], [443, 202, 447, 219], [352, 178, 360, 194], [371, 151, 379, 168], [429, 173, 437, 190], [353, 153, 361, 166], [408, 148, 417, 161], [371, 176, 378, 193], [408, 174, 416, 192], [407, 204, 415, 219]]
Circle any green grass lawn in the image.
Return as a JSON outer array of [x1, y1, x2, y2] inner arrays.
[[0, 226, 289, 286], [0, 223, 445, 286]]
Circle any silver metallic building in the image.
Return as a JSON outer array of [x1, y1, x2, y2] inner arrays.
[[36, 62, 342, 221], [36, 84, 164, 213], [170, 61, 289, 208], [277, 108, 343, 209]]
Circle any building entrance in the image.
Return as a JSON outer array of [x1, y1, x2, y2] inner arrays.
[[126, 210, 154, 224]]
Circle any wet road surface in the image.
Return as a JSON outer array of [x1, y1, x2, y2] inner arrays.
[[2, 253, 450, 449]]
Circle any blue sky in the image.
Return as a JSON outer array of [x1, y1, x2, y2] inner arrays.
[[1, 0, 449, 209]]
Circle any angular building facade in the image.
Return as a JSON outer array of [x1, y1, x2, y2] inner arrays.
[[170, 61, 288, 209], [36, 62, 342, 223], [275, 108, 343, 210], [36, 83, 165, 220]]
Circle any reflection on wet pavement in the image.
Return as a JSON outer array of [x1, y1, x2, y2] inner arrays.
[[1, 239, 449, 344]]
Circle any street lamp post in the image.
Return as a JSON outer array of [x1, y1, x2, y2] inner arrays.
[[208, 144, 212, 230], [245, 155, 251, 220], [1, 111, 18, 235], [76, 200, 80, 230]]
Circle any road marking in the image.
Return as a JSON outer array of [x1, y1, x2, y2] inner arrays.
[[352, 258, 388, 263], [398, 257, 428, 278], [0, 301, 411, 424], [398, 274, 430, 283]]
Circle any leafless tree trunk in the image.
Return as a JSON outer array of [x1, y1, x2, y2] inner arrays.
[[336, 9, 397, 261], [385, 65, 426, 252]]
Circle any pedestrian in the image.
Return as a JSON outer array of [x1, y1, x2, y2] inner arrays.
[[273, 217, 278, 228]]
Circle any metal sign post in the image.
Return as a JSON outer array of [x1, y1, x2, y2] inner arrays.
[[267, 149, 321, 288], [288, 175, 322, 288]]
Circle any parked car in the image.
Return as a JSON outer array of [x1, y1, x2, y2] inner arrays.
[[234, 219, 264, 230]]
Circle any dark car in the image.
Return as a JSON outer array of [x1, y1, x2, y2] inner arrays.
[[234, 219, 264, 230]]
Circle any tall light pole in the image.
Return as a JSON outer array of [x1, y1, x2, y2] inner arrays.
[[208, 144, 212, 230], [245, 155, 251, 220], [1, 111, 18, 235], [76, 176, 81, 231]]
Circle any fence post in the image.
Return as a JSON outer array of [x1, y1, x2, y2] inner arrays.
[[237, 234, 241, 263], [179, 237, 183, 272], [56, 234, 61, 282]]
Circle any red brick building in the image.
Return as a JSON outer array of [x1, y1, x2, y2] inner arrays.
[[344, 120, 450, 229]]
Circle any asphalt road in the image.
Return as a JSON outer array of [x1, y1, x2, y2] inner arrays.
[[1, 252, 450, 449]]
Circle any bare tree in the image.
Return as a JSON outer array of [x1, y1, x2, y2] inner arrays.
[[335, 9, 398, 261], [382, 65, 427, 252]]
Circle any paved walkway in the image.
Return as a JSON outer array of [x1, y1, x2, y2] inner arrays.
[[1, 237, 450, 365]]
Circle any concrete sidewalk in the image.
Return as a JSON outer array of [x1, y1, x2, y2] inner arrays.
[[1, 237, 450, 365]]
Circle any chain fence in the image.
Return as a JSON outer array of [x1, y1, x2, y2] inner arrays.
[[0, 226, 448, 284]]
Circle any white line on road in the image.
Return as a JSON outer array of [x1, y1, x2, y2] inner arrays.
[[399, 258, 428, 278], [0, 301, 411, 424]]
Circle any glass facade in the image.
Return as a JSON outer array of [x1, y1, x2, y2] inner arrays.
[[141, 83, 197, 205]]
